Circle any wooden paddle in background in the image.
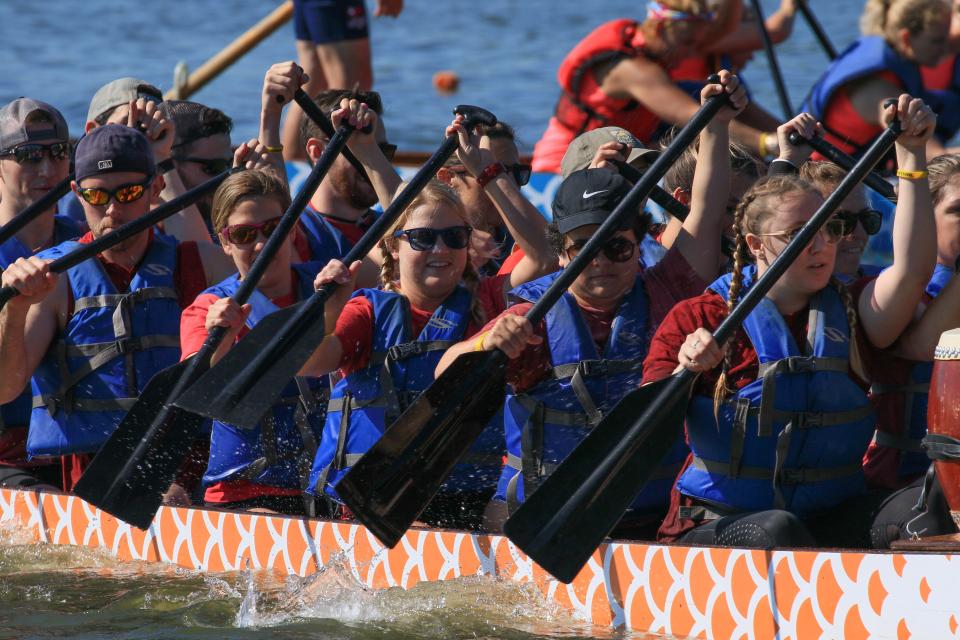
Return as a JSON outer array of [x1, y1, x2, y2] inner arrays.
[[502, 115, 904, 585]]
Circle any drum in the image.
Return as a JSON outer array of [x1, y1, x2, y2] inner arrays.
[[927, 328, 960, 528]]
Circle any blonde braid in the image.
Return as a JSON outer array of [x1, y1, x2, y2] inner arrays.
[[378, 240, 401, 293], [831, 276, 868, 383]]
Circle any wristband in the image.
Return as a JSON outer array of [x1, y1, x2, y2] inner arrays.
[[758, 132, 773, 160], [473, 332, 488, 352], [156, 158, 176, 174], [896, 169, 928, 180], [265, 145, 284, 153], [476, 162, 507, 188]]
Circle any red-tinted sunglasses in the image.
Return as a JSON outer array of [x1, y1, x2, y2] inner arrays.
[[222, 216, 282, 246]]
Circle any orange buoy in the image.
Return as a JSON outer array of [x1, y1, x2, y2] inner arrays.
[[433, 70, 459, 93]]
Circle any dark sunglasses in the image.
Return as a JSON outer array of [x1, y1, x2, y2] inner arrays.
[[837, 207, 883, 236], [176, 156, 232, 176], [507, 163, 532, 186], [76, 178, 153, 206], [379, 142, 397, 161], [0, 142, 69, 164], [564, 235, 637, 263], [393, 225, 472, 251], [222, 216, 282, 246]]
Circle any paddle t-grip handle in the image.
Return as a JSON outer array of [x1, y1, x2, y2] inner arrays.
[[786, 131, 896, 200]]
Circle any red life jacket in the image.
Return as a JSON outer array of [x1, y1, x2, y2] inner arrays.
[[553, 19, 663, 142]]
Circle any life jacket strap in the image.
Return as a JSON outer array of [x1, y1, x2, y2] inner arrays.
[[690, 455, 862, 485], [873, 430, 924, 453], [922, 433, 960, 461]]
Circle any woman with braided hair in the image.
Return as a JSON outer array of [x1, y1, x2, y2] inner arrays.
[[644, 95, 945, 549]]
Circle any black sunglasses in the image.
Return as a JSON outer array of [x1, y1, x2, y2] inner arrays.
[[564, 235, 637, 263], [0, 142, 69, 164], [837, 208, 883, 236], [175, 156, 232, 176], [379, 142, 397, 161], [507, 162, 532, 186], [393, 225, 472, 251]]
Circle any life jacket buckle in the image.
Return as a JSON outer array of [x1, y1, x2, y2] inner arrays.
[[115, 338, 137, 355], [794, 412, 822, 428], [785, 357, 817, 373], [387, 343, 420, 362], [578, 360, 607, 377], [780, 468, 806, 484]]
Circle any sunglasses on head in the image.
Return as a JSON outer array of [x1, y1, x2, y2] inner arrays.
[[176, 156, 232, 176], [76, 178, 153, 206], [761, 217, 846, 246], [393, 225, 472, 251], [0, 142, 69, 164], [222, 216, 282, 246], [564, 235, 637, 263], [836, 207, 883, 236]]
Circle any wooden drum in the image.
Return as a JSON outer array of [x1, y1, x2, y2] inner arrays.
[[928, 328, 960, 529]]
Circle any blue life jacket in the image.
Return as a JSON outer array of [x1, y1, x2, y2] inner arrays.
[[28, 234, 183, 457], [307, 286, 479, 500], [677, 267, 875, 517], [802, 36, 927, 151], [202, 262, 328, 489], [0, 216, 83, 433], [495, 271, 687, 514], [925, 262, 953, 297], [297, 206, 371, 264]]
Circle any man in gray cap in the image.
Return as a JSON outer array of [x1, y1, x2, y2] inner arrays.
[[0, 97, 84, 489], [0, 124, 232, 493], [85, 77, 164, 132]]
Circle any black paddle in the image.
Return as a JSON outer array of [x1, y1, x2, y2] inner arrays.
[[70, 121, 361, 529], [502, 115, 903, 584], [334, 85, 732, 549], [797, 0, 837, 60], [787, 130, 897, 201], [611, 160, 689, 219], [0, 173, 74, 247], [173, 105, 498, 429], [293, 89, 373, 183], [0, 167, 240, 311], [749, 0, 792, 120]]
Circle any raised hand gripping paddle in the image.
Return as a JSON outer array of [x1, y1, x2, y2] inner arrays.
[[173, 105, 498, 429], [71, 118, 362, 529], [0, 167, 240, 311], [787, 130, 897, 201], [502, 114, 904, 585], [0, 173, 73, 246], [293, 89, 373, 183], [335, 83, 732, 549]]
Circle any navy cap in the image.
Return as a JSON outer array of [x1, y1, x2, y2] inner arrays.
[[74, 124, 155, 182], [551, 169, 634, 234]]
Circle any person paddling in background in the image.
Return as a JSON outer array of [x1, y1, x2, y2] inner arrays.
[[532, 1, 776, 174], [645, 95, 947, 549], [0, 125, 239, 495], [438, 74, 747, 535], [179, 170, 327, 515], [803, 0, 952, 158], [0, 99, 83, 491]]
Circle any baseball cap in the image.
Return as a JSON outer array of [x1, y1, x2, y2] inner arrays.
[[159, 100, 233, 149], [560, 126, 659, 178], [0, 98, 69, 152], [552, 169, 633, 234], [74, 124, 155, 181], [87, 77, 163, 124]]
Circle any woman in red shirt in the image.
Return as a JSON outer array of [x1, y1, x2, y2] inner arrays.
[[645, 96, 943, 549]]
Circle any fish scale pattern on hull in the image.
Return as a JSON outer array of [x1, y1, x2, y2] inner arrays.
[[0, 487, 957, 638]]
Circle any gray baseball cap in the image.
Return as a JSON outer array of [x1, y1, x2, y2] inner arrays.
[[87, 77, 163, 124], [0, 98, 69, 152], [560, 126, 659, 178]]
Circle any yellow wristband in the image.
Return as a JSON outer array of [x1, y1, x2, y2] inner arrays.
[[896, 169, 928, 180], [473, 332, 487, 352], [759, 132, 770, 158], [265, 145, 284, 153]]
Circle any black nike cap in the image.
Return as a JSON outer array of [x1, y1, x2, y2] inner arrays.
[[551, 168, 633, 234]]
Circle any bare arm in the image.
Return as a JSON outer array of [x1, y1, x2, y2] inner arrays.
[[157, 168, 212, 243], [707, 0, 798, 52], [892, 284, 954, 362], [260, 61, 313, 184], [331, 100, 403, 209], [299, 259, 360, 376]]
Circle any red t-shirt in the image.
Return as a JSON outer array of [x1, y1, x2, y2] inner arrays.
[[179, 269, 308, 504], [59, 231, 209, 492], [479, 246, 707, 393], [645, 277, 878, 542], [333, 275, 511, 376], [819, 70, 901, 157]]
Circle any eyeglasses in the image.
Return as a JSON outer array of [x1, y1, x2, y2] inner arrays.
[[76, 178, 153, 206], [0, 142, 69, 164], [507, 163, 532, 186], [393, 225, 472, 251], [564, 235, 637, 263], [836, 208, 883, 236], [378, 142, 397, 161], [175, 156, 232, 176], [222, 216, 282, 246], [761, 217, 846, 246]]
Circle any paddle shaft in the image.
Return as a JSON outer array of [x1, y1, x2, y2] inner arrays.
[[0, 167, 241, 310], [797, 0, 837, 60], [750, 0, 792, 120], [293, 89, 372, 182], [0, 174, 74, 247], [524, 91, 728, 326], [787, 131, 896, 200], [611, 160, 689, 220]]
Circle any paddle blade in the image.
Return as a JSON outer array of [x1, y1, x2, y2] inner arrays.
[[73, 360, 205, 529], [174, 300, 325, 429], [336, 350, 508, 548], [503, 376, 688, 583]]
